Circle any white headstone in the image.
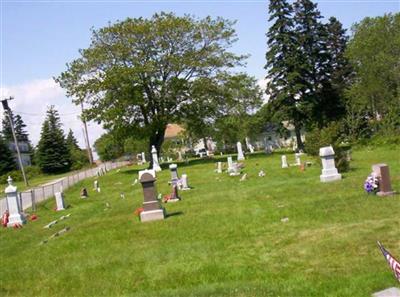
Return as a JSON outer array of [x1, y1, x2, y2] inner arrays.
[[237, 142, 245, 161], [227, 157, 234, 172], [141, 152, 146, 163], [5, 176, 26, 227], [281, 155, 288, 168], [217, 162, 222, 174], [319, 146, 341, 182], [151, 145, 162, 172], [178, 151, 183, 161], [55, 192, 66, 211], [180, 174, 190, 190], [295, 153, 301, 166]]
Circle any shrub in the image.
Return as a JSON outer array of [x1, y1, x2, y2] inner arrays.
[[0, 166, 42, 185], [305, 122, 350, 172]]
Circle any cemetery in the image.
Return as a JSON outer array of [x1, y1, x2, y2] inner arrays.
[[1, 0, 399, 296], [0, 144, 399, 296]]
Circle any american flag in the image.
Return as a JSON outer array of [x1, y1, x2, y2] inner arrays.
[[378, 241, 400, 282]]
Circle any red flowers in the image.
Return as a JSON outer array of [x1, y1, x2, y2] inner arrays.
[[134, 207, 144, 216]]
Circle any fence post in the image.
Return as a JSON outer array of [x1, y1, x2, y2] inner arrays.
[[19, 192, 23, 211], [31, 189, 36, 212]]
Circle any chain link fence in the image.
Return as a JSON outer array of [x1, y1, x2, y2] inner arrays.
[[0, 161, 130, 214]]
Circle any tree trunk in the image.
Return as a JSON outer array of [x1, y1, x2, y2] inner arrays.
[[294, 125, 304, 151], [148, 125, 166, 169]]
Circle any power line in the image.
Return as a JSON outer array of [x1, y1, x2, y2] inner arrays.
[[13, 111, 80, 116]]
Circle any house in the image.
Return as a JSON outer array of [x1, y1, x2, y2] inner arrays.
[[8, 141, 31, 168]]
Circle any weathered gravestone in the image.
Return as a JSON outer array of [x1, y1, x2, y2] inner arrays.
[[281, 155, 288, 169], [141, 152, 146, 163], [180, 174, 191, 190], [217, 162, 222, 174], [151, 145, 162, 172], [169, 164, 179, 186], [5, 176, 26, 227], [295, 153, 301, 166], [372, 164, 396, 196], [237, 142, 245, 161], [177, 151, 183, 161], [319, 146, 342, 182], [139, 169, 165, 222], [54, 192, 66, 211], [227, 156, 234, 172]]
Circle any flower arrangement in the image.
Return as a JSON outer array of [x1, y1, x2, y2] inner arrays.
[[364, 173, 379, 194], [134, 207, 144, 217]]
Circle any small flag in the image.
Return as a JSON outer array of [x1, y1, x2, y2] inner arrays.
[[377, 241, 400, 282]]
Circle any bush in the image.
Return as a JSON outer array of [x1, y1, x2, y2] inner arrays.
[[0, 166, 42, 184], [305, 122, 350, 172]]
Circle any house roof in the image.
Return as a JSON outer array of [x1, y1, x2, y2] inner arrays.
[[164, 124, 185, 139]]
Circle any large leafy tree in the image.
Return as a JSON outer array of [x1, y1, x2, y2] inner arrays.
[[56, 12, 246, 166], [0, 135, 16, 175], [36, 106, 71, 173], [94, 132, 124, 161], [346, 13, 400, 132]]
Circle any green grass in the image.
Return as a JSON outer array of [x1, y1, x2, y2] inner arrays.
[[0, 146, 399, 296]]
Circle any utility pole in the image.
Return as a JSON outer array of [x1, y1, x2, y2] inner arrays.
[[80, 100, 94, 164], [1, 97, 29, 186]]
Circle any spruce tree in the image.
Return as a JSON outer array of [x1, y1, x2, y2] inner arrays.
[[0, 135, 16, 175], [1, 111, 13, 141], [66, 129, 80, 150], [265, 0, 305, 149], [314, 17, 350, 125], [36, 106, 71, 173], [292, 0, 326, 128]]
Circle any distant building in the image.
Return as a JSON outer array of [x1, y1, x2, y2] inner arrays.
[[8, 141, 31, 168]]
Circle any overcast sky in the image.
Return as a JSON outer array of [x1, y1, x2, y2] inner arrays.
[[1, 0, 399, 153]]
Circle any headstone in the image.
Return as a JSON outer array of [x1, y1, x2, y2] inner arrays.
[[180, 174, 191, 190], [372, 287, 400, 297], [141, 152, 146, 163], [160, 156, 164, 163], [258, 170, 265, 177], [217, 162, 222, 174], [167, 157, 172, 163], [138, 169, 165, 222], [169, 163, 179, 185], [237, 142, 245, 161], [227, 157, 234, 172], [151, 145, 162, 172], [5, 176, 26, 227], [94, 180, 99, 192], [81, 188, 88, 199], [249, 145, 255, 153], [319, 146, 341, 182], [295, 153, 301, 166], [240, 173, 247, 182], [281, 155, 288, 168], [54, 192, 66, 211], [167, 185, 181, 202], [372, 164, 395, 196]]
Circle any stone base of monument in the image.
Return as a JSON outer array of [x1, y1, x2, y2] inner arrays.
[[140, 209, 165, 222], [7, 213, 26, 227], [372, 287, 400, 297], [377, 190, 396, 197], [320, 168, 342, 182], [166, 198, 180, 203]]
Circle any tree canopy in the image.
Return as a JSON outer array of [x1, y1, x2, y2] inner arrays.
[[56, 12, 248, 164]]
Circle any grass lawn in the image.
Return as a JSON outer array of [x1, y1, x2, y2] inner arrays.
[[0, 146, 399, 296]]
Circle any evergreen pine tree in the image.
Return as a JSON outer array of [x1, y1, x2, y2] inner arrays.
[[292, 0, 326, 129], [0, 134, 16, 175], [66, 129, 80, 150], [36, 106, 71, 173], [314, 17, 351, 126], [1, 111, 13, 141], [265, 0, 305, 149]]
